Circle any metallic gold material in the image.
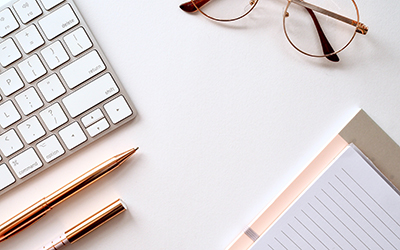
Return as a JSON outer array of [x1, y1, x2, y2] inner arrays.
[[181, 0, 368, 59], [290, 0, 368, 35], [0, 199, 50, 243], [355, 22, 369, 35], [66, 199, 126, 244], [283, 0, 361, 58], [190, 0, 259, 22], [36, 199, 127, 250], [0, 148, 138, 242]]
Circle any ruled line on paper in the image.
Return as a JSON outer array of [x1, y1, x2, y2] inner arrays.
[[301, 209, 343, 250], [288, 223, 316, 250], [334, 174, 398, 249], [315, 193, 364, 249], [315, 195, 360, 249], [308, 202, 352, 250], [325, 182, 383, 249], [281, 230, 301, 249], [294, 216, 329, 250], [342, 168, 400, 230], [250, 146, 400, 250], [274, 237, 288, 250]]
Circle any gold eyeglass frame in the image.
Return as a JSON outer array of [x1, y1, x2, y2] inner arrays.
[[181, 0, 368, 60], [284, 0, 361, 58], [193, 0, 260, 22]]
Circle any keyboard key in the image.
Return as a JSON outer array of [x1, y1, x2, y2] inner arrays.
[[0, 38, 22, 67], [38, 4, 79, 40], [104, 96, 133, 124], [41, 41, 69, 69], [37, 74, 66, 102], [59, 122, 87, 150], [0, 8, 19, 37], [0, 68, 24, 96], [64, 27, 92, 56], [9, 147, 42, 178], [81, 108, 104, 127], [40, 0, 64, 10], [60, 50, 106, 88], [86, 118, 109, 137], [13, 0, 43, 24], [39, 102, 68, 131], [63, 73, 119, 118], [18, 54, 47, 83], [0, 129, 24, 157], [0, 100, 21, 128], [15, 24, 44, 53], [17, 116, 46, 143], [37, 135, 65, 162], [0, 164, 15, 191], [15, 87, 44, 115], [0, 0, 136, 196]]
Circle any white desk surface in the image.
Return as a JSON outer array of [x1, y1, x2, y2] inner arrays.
[[1, 0, 400, 249]]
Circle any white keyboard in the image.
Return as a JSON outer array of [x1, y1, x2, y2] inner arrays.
[[0, 0, 137, 195]]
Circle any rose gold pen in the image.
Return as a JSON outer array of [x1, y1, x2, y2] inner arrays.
[[36, 199, 127, 250], [0, 147, 138, 243]]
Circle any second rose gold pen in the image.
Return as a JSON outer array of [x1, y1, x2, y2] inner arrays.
[[0, 147, 138, 243], [36, 199, 127, 250]]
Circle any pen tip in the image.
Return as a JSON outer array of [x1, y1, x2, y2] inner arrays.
[[115, 147, 139, 162], [128, 147, 139, 156]]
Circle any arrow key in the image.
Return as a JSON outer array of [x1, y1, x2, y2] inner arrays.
[[59, 122, 87, 150], [104, 96, 133, 124], [86, 118, 109, 137], [81, 108, 104, 128]]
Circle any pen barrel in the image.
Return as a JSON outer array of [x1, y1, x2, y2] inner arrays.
[[0, 147, 136, 242], [65, 199, 127, 244], [0, 198, 50, 242], [45, 150, 134, 208]]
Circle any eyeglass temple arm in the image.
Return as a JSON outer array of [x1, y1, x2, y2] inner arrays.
[[291, 0, 368, 34], [180, 0, 369, 35], [180, 0, 210, 12], [304, 8, 339, 61]]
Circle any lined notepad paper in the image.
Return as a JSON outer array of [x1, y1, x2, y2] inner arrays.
[[251, 146, 400, 250]]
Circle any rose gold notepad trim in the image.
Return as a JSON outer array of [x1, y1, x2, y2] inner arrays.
[[226, 135, 348, 250]]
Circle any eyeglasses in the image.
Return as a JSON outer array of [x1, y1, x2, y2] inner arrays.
[[179, 0, 368, 62]]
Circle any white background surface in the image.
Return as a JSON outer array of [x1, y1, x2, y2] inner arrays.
[[1, 0, 400, 249]]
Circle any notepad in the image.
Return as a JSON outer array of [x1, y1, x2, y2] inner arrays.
[[250, 145, 400, 249], [226, 110, 400, 250]]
